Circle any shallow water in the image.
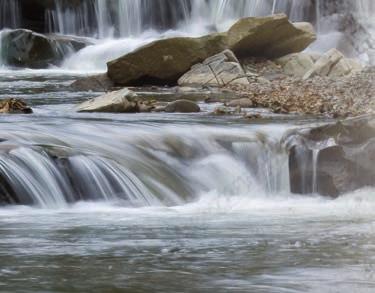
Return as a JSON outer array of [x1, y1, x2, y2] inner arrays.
[[0, 72, 374, 292]]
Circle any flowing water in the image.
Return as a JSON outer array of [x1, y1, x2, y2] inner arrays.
[[0, 70, 373, 292], [0, 0, 375, 292]]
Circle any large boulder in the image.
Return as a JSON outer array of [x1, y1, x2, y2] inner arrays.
[[107, 14, 316, 86], [227, 14, 316, 59], [107, 33, 227, 86], [178, 49, 250, 87], [76, 88, 139, 113], [0, 29, 90, 68]]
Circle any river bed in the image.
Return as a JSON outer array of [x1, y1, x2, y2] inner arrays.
[[0, 72, 374, 292]]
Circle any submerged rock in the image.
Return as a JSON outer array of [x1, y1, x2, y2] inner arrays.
[[164, 100, 201, 113], [0, 29, 90, 68], [107, 14, 316, 86], [0, 99, 33, 114], [178, 49, 250, 87]]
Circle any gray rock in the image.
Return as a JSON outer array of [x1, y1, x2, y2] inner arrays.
[[178, 50, 250, 87]]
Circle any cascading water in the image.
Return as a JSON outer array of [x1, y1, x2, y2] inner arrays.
[[43, 0, 314, 38], [0, 0, 373, 70], [0, 0, 20, 29], [0, 123, 291, 208]]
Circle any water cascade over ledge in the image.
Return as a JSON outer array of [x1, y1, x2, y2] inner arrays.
[[0, 123, 294, 208]]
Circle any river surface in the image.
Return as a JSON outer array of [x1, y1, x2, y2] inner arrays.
[[0, 71, 374, 292]]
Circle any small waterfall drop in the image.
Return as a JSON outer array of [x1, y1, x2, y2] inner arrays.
[[0, 124, 291, 208], [0, 0, 20, 29]]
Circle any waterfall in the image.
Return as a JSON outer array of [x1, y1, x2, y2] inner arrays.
[[0, 124, 291, 208], [312, 149, 319, 193], [42, 0, 314, 38], [0, 0, 20, 29]]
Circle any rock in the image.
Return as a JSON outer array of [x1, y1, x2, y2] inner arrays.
[[226, 98, 253, 108], [0, 99, 33, 114], [212, 105, 241, 115], [71, 74, 115, 92], [107, 14, 316, 86], [178, 49, 250, 87], [227, 14, 316, 59], [107, 34, 227, 86], [0, 29, 89, 68], [243, 113, 262, 119], [275, 52, 317, 77], [303, 48, 362, 79], [164, 100, 200, 113], [76, 88, 139, 113], [287, 115, 375, 197]]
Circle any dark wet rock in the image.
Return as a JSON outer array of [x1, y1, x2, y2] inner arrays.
[[287, 115, 375, 198], [164, 100, 200, 113], [71, 74, 115, 92], [0, 175, 18, 205], [0, 29, 89, 68], [0, 99, 33, 114]]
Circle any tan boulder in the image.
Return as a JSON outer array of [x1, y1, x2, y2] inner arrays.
[[227, 14, 316, 59], [76, 88, 139, 113]]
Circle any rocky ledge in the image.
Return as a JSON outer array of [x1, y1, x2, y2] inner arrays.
[[286, 115, 375, 197]]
